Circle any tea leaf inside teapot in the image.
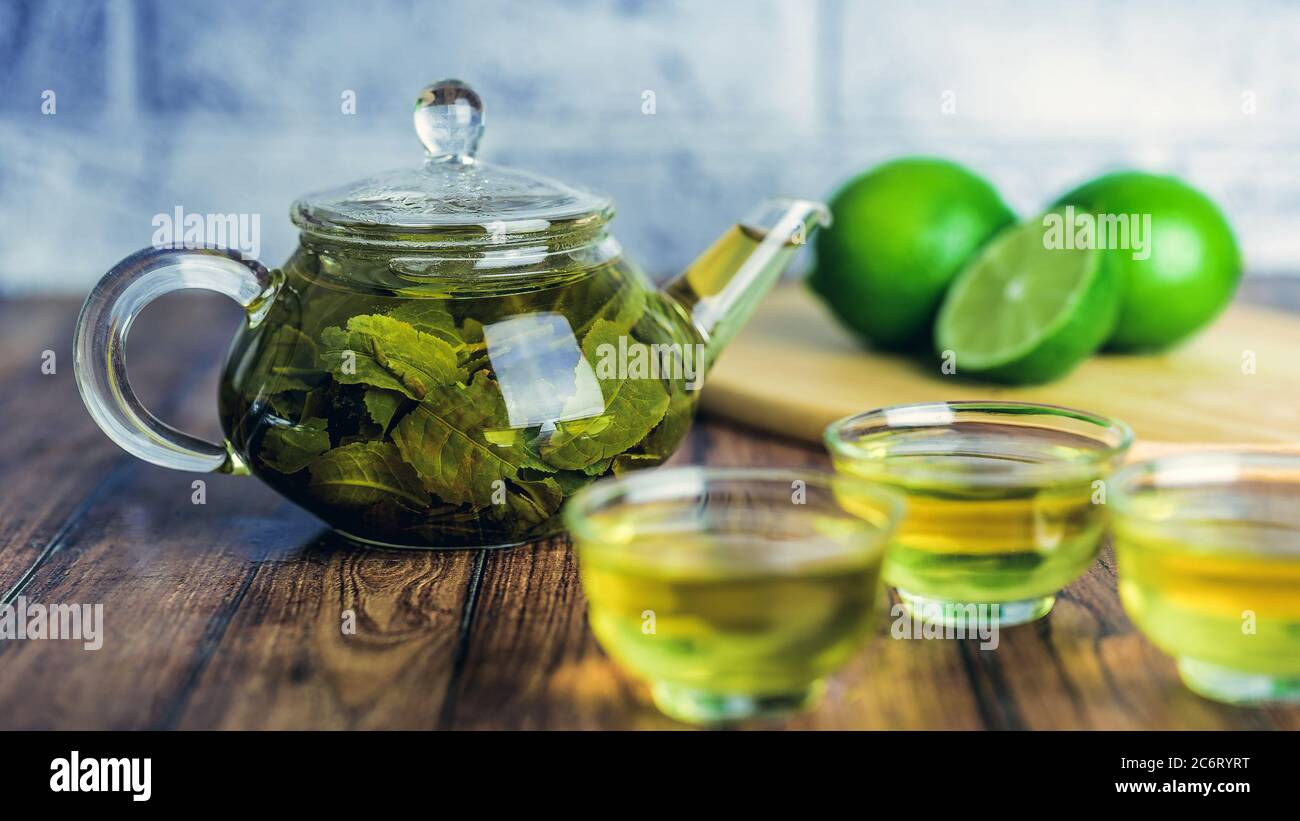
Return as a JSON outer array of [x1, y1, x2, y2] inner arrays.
[[383, 300, 464, 349], [223, 248, 702, 548], [559, 271, 647, 343], [392, 370, 555, 507], [262, 325, 326, 393], [320, 314, 463, 399], [259, 417, 331, 474], [307, 440, 429, 509], [487, 476, 565, 527], [362, 388, 405, 433], [538, 317, 670, 470], [611, 389, 695, 475]]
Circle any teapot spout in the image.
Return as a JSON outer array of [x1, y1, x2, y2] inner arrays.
[[663, 198, 830, 371]]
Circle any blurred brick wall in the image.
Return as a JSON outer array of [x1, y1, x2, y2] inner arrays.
[[1, 0, 1296, 294]]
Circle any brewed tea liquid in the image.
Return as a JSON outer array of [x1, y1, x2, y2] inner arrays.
[[579, 513, 884, 699], [1115, 481, 1300, 677], [218, 241, 700, 548], [838, 422, 1110, 603]]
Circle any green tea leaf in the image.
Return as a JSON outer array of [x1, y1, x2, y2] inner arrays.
[[320, 314, 462, 399], [319, 384, 382, 444], [487, 476, 564, 528], [384, 301, 495, 378], [558, 269, 647, 343], [260, 417, 330, 474], [392, 371, 552, 507], [363, 388, 404, 432], [610, 454, 661, 475], [551, 470, 601, 496], [301, 386, 332, 420], [538, 456, 613, 500], [611, 387, 696, 474], [265, 390, 305, 422], [262, 325, 324, 393], [458, 317, 492, 376], [539, 318, 669, 470], [307, 441, 428, 509], [386, 301, 464, 349], [461, 317, 485, 346], [582, 457, 615, 476], [242, 259, 697, 546], [597, 281, 649, 336]]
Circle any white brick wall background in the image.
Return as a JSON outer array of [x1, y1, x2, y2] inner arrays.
[[1, 0, 1297, 294]]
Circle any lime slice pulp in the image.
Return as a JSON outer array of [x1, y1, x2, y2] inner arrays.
[[934, 216, 1119, 384]]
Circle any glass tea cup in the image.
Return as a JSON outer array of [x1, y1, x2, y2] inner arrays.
[[1111, 452, 1300, 705], [564, 466, 902, 725], [825, 401, 1133, 627]]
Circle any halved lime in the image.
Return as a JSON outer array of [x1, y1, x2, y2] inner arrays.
[[934, 215, 1120, 384]]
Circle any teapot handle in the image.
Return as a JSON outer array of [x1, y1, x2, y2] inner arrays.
[[74, 246, 280, 473]]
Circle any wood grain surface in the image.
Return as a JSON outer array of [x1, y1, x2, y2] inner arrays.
[[0, 285, 1297, 730]]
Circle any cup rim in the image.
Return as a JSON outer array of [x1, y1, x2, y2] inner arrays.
[[563, 465, 905, 553], [823, 400, 1135, 486], [1110, 451, 1300, 551]]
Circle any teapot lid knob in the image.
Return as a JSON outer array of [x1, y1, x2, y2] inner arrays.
[[414, 79, 484, 164]]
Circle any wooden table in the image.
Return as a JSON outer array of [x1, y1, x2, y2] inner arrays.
[[1, 283, 1297, 730]]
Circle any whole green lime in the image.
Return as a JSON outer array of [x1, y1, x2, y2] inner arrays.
[[1053, 172, 1242, 351], [809, 157, 1015, 351]]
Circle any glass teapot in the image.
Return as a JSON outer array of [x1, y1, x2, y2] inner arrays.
[[74, 80, 828, 549]]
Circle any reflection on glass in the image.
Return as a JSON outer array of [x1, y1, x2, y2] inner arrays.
[[484, 312, 605, 430]]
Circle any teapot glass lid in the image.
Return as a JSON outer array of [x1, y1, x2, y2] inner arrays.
[[292, 79, 612, 242]]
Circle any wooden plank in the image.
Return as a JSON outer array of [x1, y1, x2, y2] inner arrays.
[[171, 541, 477, 730], [0, 349, 321, 728], [0, 295, 318, 728], [930, 547, 1286, 730], [440, 535, 663, 730], [0, 294, 240, 593]]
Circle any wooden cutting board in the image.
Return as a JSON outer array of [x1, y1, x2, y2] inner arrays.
[[701, 285, 1300, 460]]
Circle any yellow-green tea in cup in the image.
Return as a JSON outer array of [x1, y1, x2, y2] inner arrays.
[[565, 467, 901, 725], [1112, 453, 1300, 704], [826, 402, 1132, 627]]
